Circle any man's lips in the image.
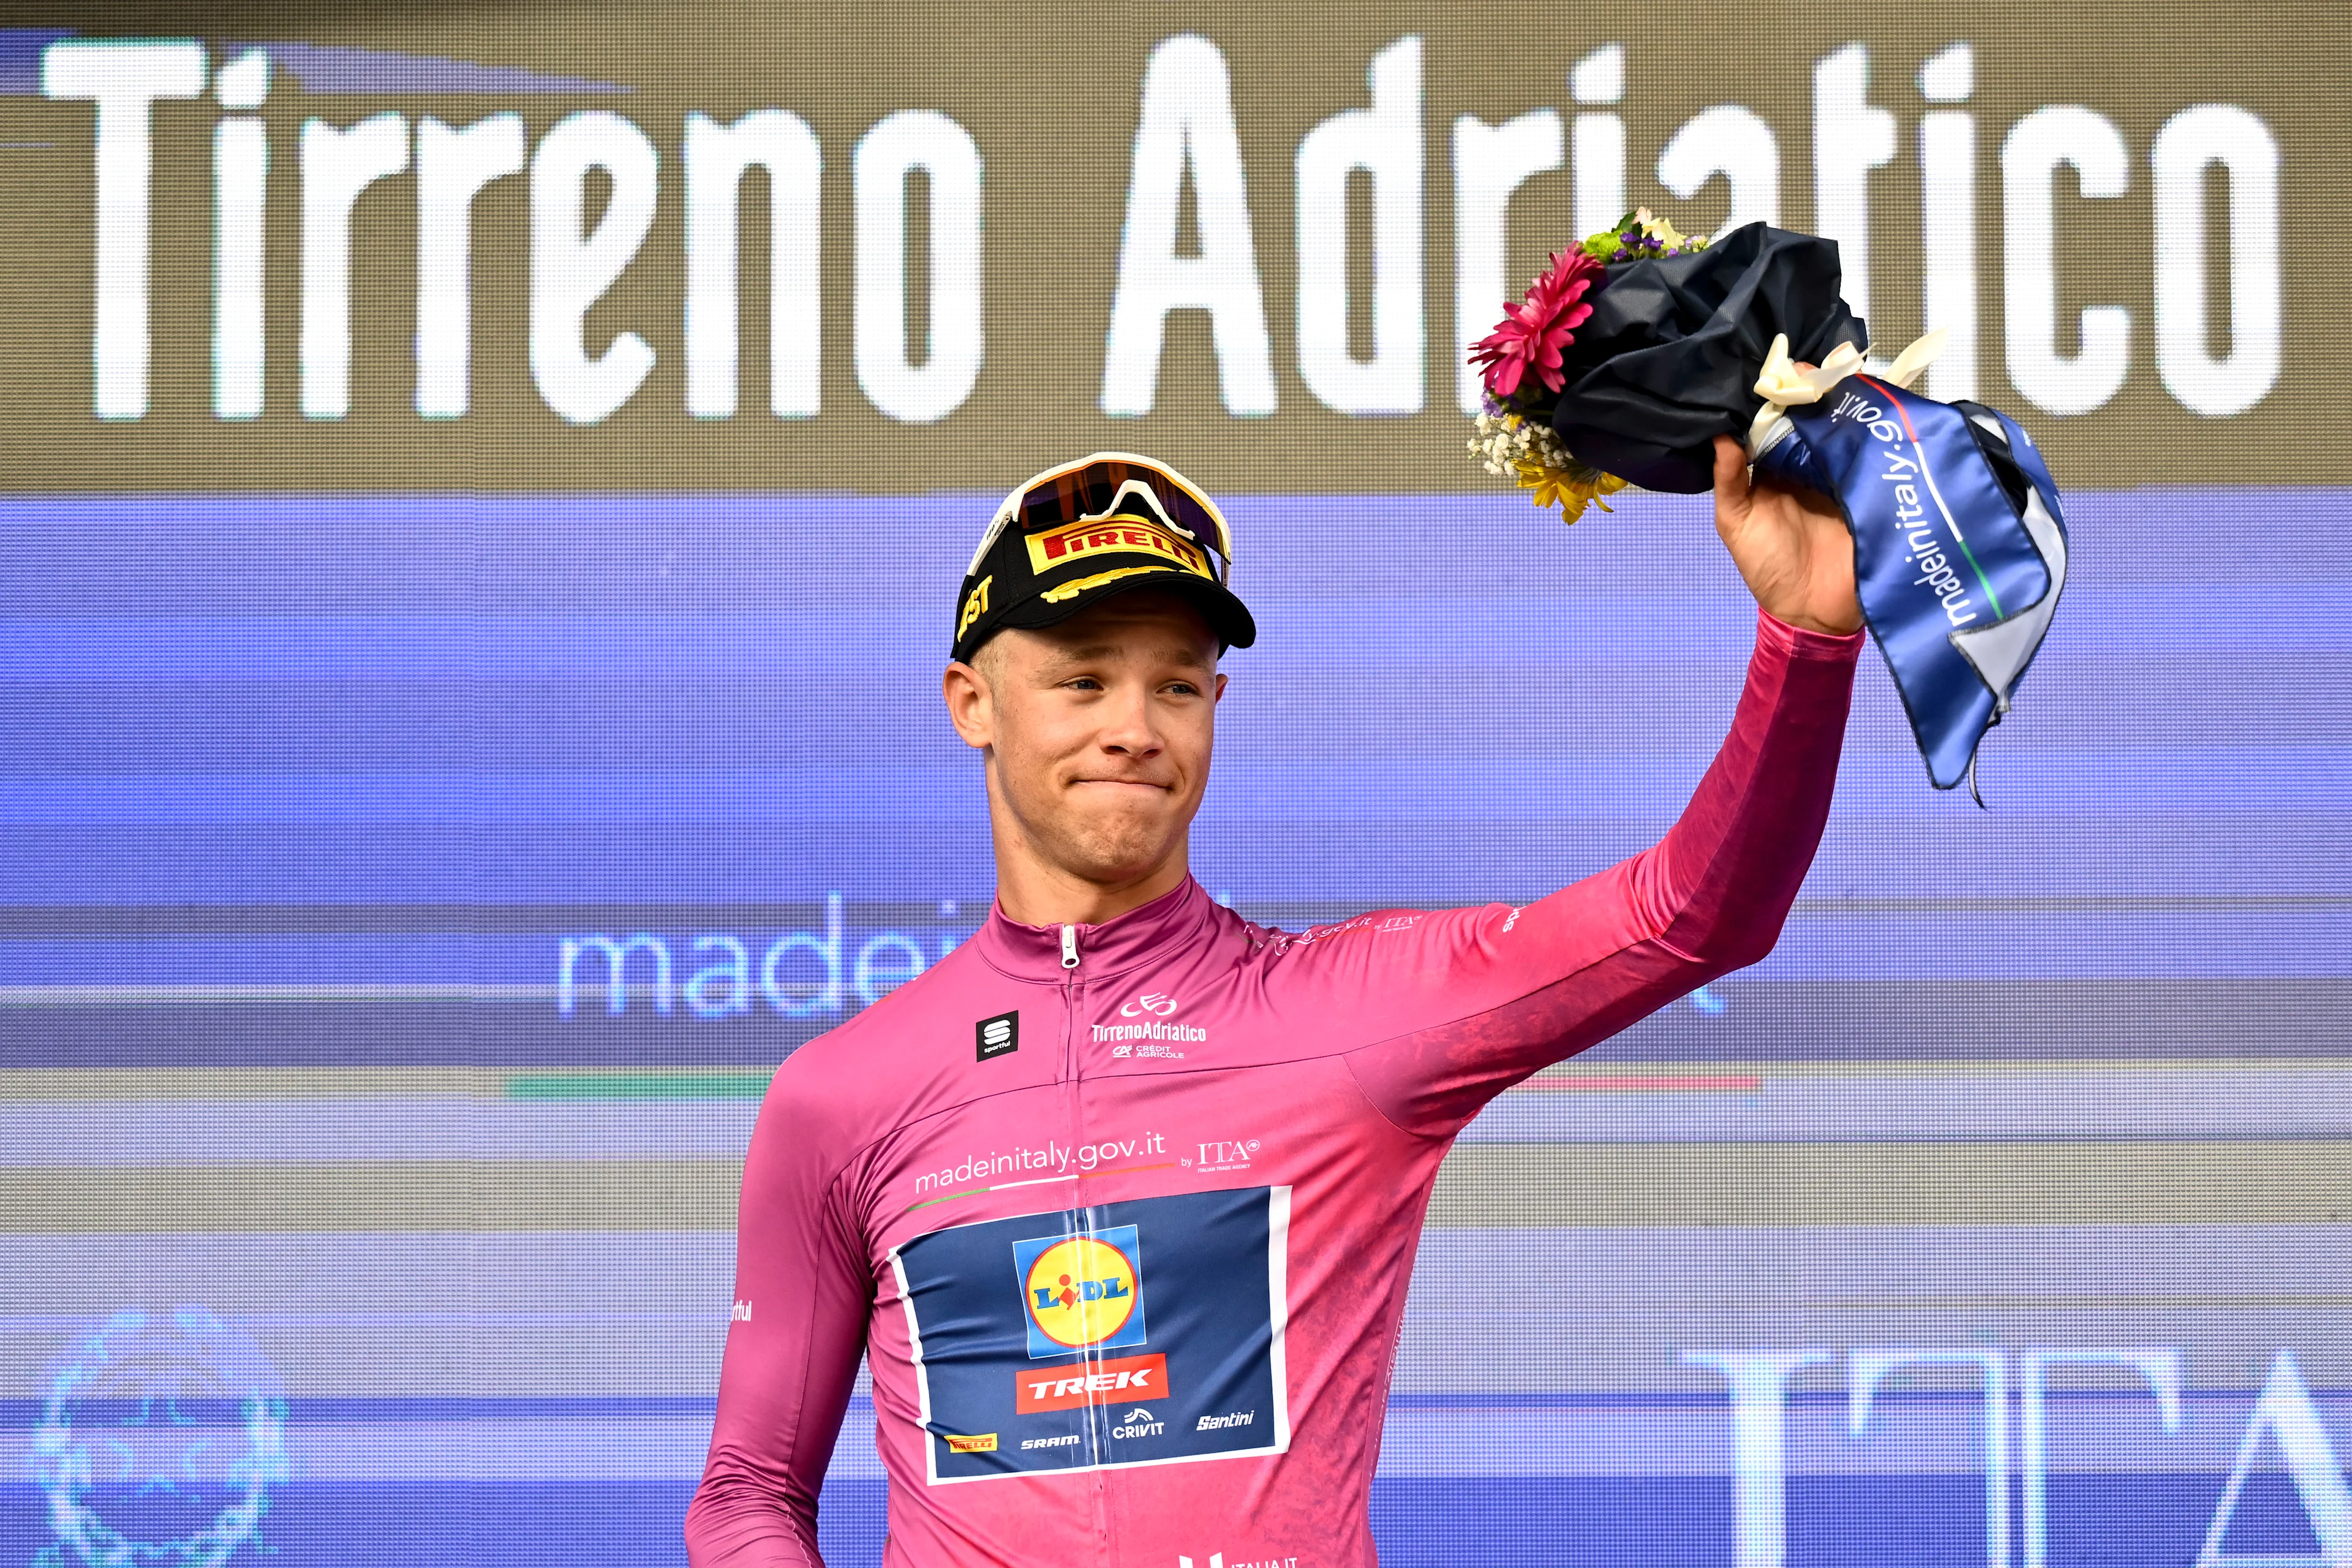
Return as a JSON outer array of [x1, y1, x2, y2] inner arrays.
[[1070, 778, 1172, 793]]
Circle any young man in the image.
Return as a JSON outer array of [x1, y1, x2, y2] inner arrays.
[[687, 441, 1865, 1566]]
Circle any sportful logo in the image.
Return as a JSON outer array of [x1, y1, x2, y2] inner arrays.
[[975, 1011, 1019, 1061]]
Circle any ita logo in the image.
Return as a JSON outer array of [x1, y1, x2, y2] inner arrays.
[[1011, 1226, 1148, 1357]]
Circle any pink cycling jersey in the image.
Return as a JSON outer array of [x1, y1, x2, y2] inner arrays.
[[687, 608, 1862, 1567]]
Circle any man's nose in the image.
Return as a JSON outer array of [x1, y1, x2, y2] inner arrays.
[[1098, 688, 1163, 756]]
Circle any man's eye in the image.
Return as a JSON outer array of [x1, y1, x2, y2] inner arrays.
[[1065, 677, 1102, 691]]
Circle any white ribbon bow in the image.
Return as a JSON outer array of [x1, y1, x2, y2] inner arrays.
[[1745, 328, 1950, 455]]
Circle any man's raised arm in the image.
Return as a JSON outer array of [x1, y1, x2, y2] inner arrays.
[[684, 1069, 870, 1567], [1325, 435, 1867, 1136]]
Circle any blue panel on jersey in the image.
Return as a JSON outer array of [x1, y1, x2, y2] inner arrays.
[[894, 1186, 1289, 1482]]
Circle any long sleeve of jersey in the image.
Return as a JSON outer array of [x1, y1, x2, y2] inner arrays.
[[684, 1076, 871, 1567], [1336, 606, 1863, 1135]]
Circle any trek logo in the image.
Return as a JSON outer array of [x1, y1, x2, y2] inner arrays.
[[1025, 516, 1212, 579], [1014, 1228, 1148, 1356], [1121, 992, 1179, 1017], [1016, 1352, 1169, 1414], [975, 1011, 1019, 1061]]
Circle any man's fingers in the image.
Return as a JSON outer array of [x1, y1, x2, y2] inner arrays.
[[1710, 434, 1751, 532]]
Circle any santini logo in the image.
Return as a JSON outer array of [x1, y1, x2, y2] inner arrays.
[[975, 1011, 1019, 1061], [1196, 1410, 1254, 1431]]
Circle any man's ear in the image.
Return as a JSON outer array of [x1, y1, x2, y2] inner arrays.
[[1213, 671, 1228, 703], [943, 660, 994, 750]]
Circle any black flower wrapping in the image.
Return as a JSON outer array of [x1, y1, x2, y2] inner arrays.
[[1544, 223, 1869, 494]]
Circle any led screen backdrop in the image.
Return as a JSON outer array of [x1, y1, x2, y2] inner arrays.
[[0, 7, 2346, 1567]]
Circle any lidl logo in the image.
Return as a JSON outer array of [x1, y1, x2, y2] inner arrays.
[[1012, 1226, 1148, 1358]]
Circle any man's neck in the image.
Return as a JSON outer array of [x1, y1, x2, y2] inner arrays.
[[992, 851, 1191, 928]]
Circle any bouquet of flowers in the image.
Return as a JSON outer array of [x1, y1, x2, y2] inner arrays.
[[1466, 210, 2071, 798]]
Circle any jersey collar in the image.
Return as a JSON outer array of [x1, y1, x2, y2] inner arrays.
[[973, 876, 1216, 982]]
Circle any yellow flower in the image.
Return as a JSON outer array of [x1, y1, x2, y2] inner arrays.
[[1512, 455, 1630, 522], [1630, 206, 1689, 249]]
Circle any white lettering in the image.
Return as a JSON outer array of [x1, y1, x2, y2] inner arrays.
[[1917, 42, 1977, 401], [685, 109, 822, 419], [2019, 1350, 2182, 1568], [2198, 1350, 2352, 1567], [1567, 45, 1624, 240], [1812, 43, 1896, 336], [2152, 104, 2280, 418], [42, 39, 209, 420], [530, 110, 659, 425], [853, 110, 982, 424], [1683, 1350, 1831, 1568], [684, 934, 751, 1019], [212, 50, 271, 418], [1294, 35, 1423, 415], [301, 112, 412, 420], [1850, 1350, 2010, 1567], [1657, 104, 1779, 237], [2002, 105, 2131, 416], [416, 113, 526, 417], [1102, 34, 1274, 417], [1449, 110, 1561, 415], [760, 892, 843, 1017]]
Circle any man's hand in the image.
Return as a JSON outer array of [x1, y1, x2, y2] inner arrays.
[[1710, 431, 1864, 637]]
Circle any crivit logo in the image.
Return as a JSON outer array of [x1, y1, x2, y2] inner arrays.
[[976, 1010, 1019, 1061], [1016, 1352, 1169, 1415], [1114, 1405, 1165, 1439], [941, 1433, 997, 1454], [1014, 1227, 1148, 1357]]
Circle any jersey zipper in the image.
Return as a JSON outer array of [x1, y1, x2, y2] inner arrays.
[[1057, 922, 1115, 1558]]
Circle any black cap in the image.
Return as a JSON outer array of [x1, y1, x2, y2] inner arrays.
[[951, 453, 1257, 665]]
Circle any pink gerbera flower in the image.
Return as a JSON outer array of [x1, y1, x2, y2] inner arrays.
[[1469, 249, 1606, 401]]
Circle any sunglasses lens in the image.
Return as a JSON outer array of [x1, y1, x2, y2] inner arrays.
[[1017, 461, 1231, 566]]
